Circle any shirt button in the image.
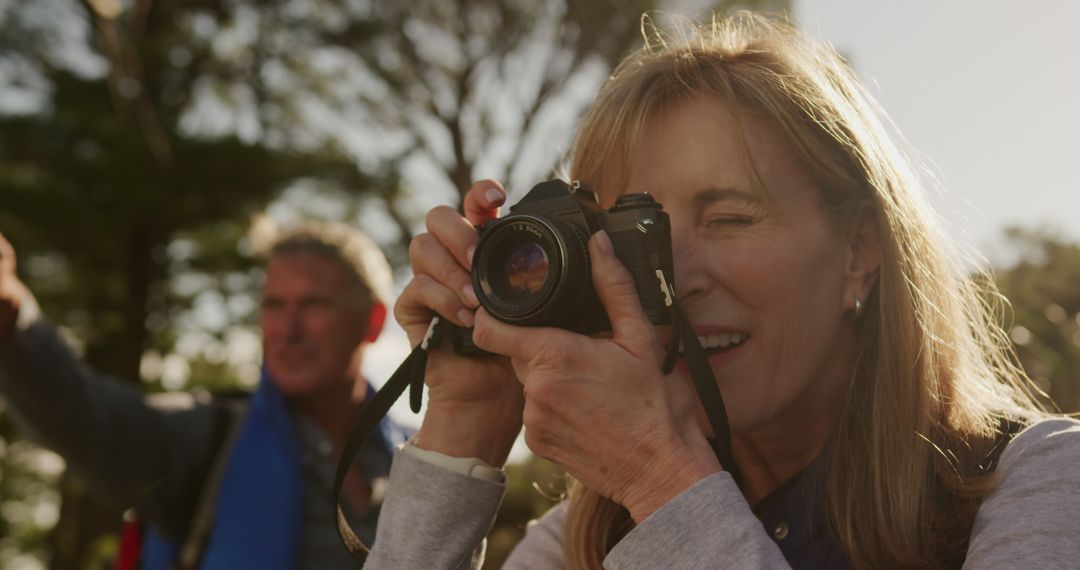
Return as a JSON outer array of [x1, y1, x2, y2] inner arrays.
[[772, 523, 789, 541]]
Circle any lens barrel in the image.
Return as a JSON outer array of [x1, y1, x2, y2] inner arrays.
[[473, 215, 591, 326]]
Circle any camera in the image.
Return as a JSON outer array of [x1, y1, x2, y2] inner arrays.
[[452, 179, 674, 355]]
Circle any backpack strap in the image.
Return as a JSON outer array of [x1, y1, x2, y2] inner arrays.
[[115, 510, 144, 570], [173, 395, 251, 570]]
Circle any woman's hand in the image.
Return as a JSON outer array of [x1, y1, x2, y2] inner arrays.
[[394, 180, 524, 467], [472, 230, 722, 521]]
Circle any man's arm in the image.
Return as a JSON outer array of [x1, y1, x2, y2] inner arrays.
[[0, 232, 218, 535]]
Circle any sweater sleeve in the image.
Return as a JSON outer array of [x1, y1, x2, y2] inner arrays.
[[503, 503, 567, 569], [605, 471, 789, 569], [364, 450, 507, 569], [963, 417, 1080, 568], [505, 472, 789, 569], [0, 296, 219, 535]]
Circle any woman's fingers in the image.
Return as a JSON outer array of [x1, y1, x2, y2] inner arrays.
[[398, 178, 510, 344], [419, 181, 507, 307], [588, 231, 660, 361], [424, 206, 481, 271], [394, 274, 475, 342], [409, 231, 479, 309], [462, 179, 506, 227], [424, 180, 506, 271]]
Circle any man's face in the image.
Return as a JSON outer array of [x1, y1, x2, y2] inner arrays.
[[259, 252, 370, 401]]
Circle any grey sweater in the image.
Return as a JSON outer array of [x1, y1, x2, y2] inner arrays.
[[366, 418, 1080, 569]]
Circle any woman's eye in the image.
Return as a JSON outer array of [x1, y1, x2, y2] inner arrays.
[[706, 216, 754, 227]]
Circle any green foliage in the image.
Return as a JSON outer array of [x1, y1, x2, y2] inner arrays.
[[993, 228, 1080, 412], [1, 1, 389, 565], [0, 409, 61, 568]]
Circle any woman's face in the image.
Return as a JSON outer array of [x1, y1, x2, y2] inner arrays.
[[601, 97, 861, 435]]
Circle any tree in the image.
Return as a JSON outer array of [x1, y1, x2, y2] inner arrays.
[[323, 0, 788, 204], [992, 228, 1080, 413], [330, 0, 660, 199], [0, 1, 389, 566], [0, 0, 788, 566]]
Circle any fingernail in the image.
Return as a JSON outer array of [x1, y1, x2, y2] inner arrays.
[[594, 230, 614, 257], [462, 284, 479, 307], [485, 186, 505, 206], [466, 244, 476, 267], [457, 308, 475, 327]]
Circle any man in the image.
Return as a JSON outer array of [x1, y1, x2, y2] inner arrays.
[[0, 219, 403, 569]]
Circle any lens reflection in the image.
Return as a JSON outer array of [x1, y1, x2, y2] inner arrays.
[[502, 242, 549, 297]]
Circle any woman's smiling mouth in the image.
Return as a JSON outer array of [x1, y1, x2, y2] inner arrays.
[[677, 331, 751, 356]]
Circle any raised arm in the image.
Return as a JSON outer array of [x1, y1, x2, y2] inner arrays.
[[0, 232, 218, 535], [364, 180, 525, 568]]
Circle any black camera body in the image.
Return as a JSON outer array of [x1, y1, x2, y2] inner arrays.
[[452, 179, 674, 355]]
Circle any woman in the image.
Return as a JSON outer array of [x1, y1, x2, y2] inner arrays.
[[372, 12, 1080, 569]]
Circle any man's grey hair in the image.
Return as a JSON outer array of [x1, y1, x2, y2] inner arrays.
[[249, 214, 394, 306]]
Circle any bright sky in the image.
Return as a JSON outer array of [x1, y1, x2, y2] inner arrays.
[[794, 0, 1080, 259]]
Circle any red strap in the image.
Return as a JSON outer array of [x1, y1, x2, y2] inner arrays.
[[115, 515, 143, 570]]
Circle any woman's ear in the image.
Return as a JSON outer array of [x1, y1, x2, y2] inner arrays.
[[843, 209, 881, 309]]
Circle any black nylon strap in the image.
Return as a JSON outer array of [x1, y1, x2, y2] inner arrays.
[[669, 300, 741, 485], [662, 319, 680, 374], [643, 232, 740, 484], [334, 318, 442, 565]]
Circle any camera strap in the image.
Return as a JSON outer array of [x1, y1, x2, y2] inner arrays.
[[645, 244, 741, 486], [333, 317, 442, 565], [667, 299, 741, 484]]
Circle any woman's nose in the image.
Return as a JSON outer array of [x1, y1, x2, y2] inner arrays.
[[673, 235, 709, 305]]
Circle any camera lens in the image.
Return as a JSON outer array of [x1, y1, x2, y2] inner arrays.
[[502, 242, 550, 297], [473, 215, 590, 324]]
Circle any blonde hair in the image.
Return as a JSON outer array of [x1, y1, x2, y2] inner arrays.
[[249, 214, 394, 307], [563, 12, 1045, 569]]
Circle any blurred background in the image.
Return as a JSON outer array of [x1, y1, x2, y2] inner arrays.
[[0, 0, 1077, 568]]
